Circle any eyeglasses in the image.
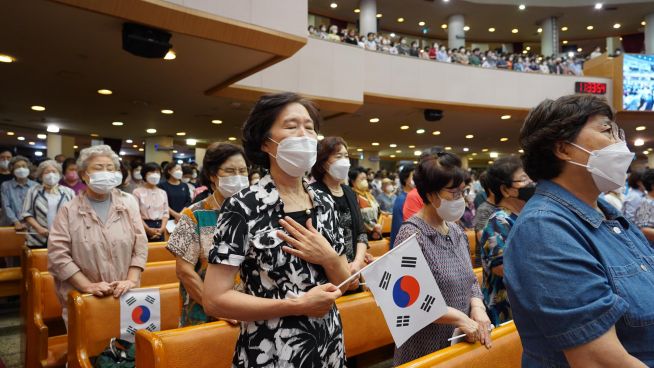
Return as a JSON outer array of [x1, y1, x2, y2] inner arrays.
[[219, 167, 248, 176], [512, 177, 532, 185], [441, 187, 469, 200]]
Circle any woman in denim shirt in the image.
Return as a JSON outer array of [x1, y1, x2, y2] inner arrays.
[[505, 94, 654, 367]]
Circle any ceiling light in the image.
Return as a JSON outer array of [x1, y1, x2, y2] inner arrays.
[[164, 50, 176, 60], [146, 128, 157, 134], [512, 28, 519, 34], [418, 21, 426, 26], [35, 151, 43, 157], [488, 161, 494, 164], [132, 144, 138, 148], [31, 105, 45, 111], [112, 121, 123, 126], [501, 115, 511, 120], [537, 28, 543, 33], [643, 151, 649, 155], [488, 27, 495, 32], [97, 89, 113, 95], [613, 23, 621, 29], [561, 26, 568, 31], [586, 25, 594, 30], [443, 0, 449, 2], [636, 126, 646, 131], [317, 135, 325, 140], [445, 146, 452, 151], [400, 125, 410, 130], [519, 149, 524, 153], [472, 153, 477, 156], [354, 8, 360, 13], [186, 138, 197, 146], [369, 117, 380, 123], [562, 40, 568, 44], [330, 2, 338, 8], [37, 134, 47, 139], [46, 124, 59, 133], [441, 24, 448, 29], [176, 132, 186, 136], [526, 46, 531, 51], [416, 129, 425, 134], [357, 148, 363, 152], [396, 150, 402, 153], [577, 47, 583, 52], [376, 13, 382, 18], [28, 141, 35, 145], [0, 54, 15, 63], [390, 155, 396, 158], [409, 145, 416, 148], [518, 4, 526, 10], [634, 138, 644, 147], [490, 152, 499, 158], [138, 148, 144, 152], [126, 139, 133, 144], [642, 21, 647, 26], [463, 26, 470, 31], [594, 3, 602, 9], [172, 150, 178, 154], [463, 148, 469, 152], [119, 151, 126, 156], [372, 142, 380, 146], [228, 137, 237, 141], [389, 144, 397, 148], [161, 109, 173, 114], [414, 151, 422, 156], [500, 137, 509, 142], [465, 134, 474, 139], [6, 132, 14, 136], [482, 148, 489, 152], [432, 131, 441, 135], [90, 133, 99, 137], [390, 33, 396, 38], [523, 50, 528, 54], [211, 119, 222, 124], [17, 136, 25, 141], [73, 145, 78, 149], [397, 17, 405, 23]]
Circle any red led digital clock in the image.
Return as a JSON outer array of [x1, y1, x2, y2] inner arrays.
[[575, 82, 607, 95]]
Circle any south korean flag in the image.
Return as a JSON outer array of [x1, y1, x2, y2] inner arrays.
[[361, 234, 447, 347], [120, 288, 161, 342]]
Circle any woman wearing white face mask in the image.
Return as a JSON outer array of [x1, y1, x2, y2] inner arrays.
[[1, 155, 37, 231], [123, 162, 144, 194], [159, 163, 191, 224], [393, 152, 491, 366], [350, 169, 383, 240], [132, 162, 169, 242], [203, 93, 351, 367], [504, 95, 654, 367], [167, 142, 247, 327], [21, 160, 74, 248], [310, 136, 371, 291], [48, 145, 148, 327]]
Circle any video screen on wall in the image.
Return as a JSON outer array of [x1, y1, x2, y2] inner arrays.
[[623, 54, 654, 111]]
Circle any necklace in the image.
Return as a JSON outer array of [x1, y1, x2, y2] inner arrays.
[[280, 189, 312, 215]]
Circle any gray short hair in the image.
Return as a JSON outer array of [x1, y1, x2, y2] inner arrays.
[[77, 145, 120, 172], [9, 155, 30, 171], [35, 160, 62, 179]]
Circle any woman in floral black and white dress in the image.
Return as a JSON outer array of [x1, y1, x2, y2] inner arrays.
[[203, 92, 352, 368]]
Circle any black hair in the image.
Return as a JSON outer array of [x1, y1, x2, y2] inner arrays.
[[348, 167, 366, 187], [399, 164, 415, 187], [627, 169, 645, 190], [62, 158, 77, 173], [199, 142, 246, 190], [520, 94, 614, 181], [413, 152, 466, 204], [141, 162, 162, 179], [163, 161, 179, 180], [181, 164, 194, 176], [242, 92, 321, 169], [642, 169, 654, 192], [486, 156, 523, 201]]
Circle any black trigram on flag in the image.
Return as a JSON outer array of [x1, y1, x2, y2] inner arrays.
[[126, 325, 138, 336], [401, 256, 417, 268], [145, 295, 156, 304], [146, 323, 157, 332], [125, 296, 137, 306], [420, 294, 436, 313], [396, 315, 410, 327], [379, 271, 392, 290]]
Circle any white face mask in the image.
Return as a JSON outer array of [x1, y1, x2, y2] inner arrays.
[[14, 167, 30, 179], [133, 171, 143, 181], [384, 185, 395, 194], [567, 141, 634, 193], [171, 170, 183, 180], [87, 171, 122, 194], [433, 194, 466, 222], [146, 173, 161, 185], [181, 177, 191, 183], [0, 160, 9, 170], [218, 175, 249, 198], [43, 172, 60, 187], [328, 158, 350, 181], [192, 171, 198, 179], [268, 136, 317, 177]]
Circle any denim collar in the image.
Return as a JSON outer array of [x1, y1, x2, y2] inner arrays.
[[535, 180, 628, 229]]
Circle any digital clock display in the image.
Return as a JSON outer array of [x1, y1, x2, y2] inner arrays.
[[575, 82, 607, 95]]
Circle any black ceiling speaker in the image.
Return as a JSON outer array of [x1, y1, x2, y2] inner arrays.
[[122, 23, 172, 58], [424, 109, 444, 122]]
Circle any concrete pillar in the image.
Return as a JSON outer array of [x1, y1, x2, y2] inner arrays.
[[648, 153, 654, 169], [362, 151, 380, 171], [46, 134, 62, 159], [61, 136, 75, 158], [606, 36, 621, 55], [461, 157, 469, 170], [359, 0, 377, 36], [194, 147, 206, 167], [541, 17, 558, 57], [448, 14, 465, 49], [647, 13, 654, 54], [145, 136, 173, 165]]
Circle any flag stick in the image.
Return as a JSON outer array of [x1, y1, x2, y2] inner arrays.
[[337, 233, 418, 289], [15, 231, 39, 235], [447, 320, 513, 342]]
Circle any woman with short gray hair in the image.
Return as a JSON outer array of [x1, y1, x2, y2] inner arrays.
[[48, 145, 148, 326], [22, 160, 75, 248]]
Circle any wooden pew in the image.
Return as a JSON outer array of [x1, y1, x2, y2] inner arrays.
[[378, 213, 392, 235], [0, 226, 26, 297], [465, 229, 476, 265], [397, 322, 522, 368], [473, 267, 482, 286], [369, 238, 390, 258], [135, 291, 393, 368], [26, 261, 178, 368], [67, 283, 181, 368]]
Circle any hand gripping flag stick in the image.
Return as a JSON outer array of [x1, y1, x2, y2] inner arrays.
[[447, 320, 513, 342]]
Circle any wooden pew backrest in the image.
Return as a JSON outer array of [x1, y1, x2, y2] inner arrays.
[[369, 239, 390, 258], [465, 230, 476, 264], [337, 291, 393, 357], [474, 267, 482, 286], [0, 226, 25, 257]]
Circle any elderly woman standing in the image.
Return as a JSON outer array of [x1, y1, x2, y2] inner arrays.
[[1, 156, 37, 231], [393, 152, 491, 366], [21, 160, 75, 248], [48, 145, 148, 325]]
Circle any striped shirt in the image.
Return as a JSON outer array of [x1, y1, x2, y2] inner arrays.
[[21, 184, 75, 248]]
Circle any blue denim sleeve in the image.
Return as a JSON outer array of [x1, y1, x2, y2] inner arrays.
[[505, 210, 628, 350]]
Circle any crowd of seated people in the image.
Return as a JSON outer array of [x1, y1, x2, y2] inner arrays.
[[308, 24, 586, 76]]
